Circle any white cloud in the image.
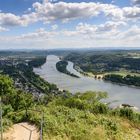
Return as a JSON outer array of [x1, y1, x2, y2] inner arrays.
[[0, 12, 37, 26], [59, 22, 140, 47], [63, 21, 127, 39], [0, 20, 137, 42], [0, 23, 140, 49], [118, 25, 140, 39], [95, 21, 126, 32], [32, 1, 121, 23], [0, 13, 22, 26], [0, 1, 140, 49], [24, 8, 32, 14], [0, 26, 9, 32], [51, 24, 58, 30], [32, 1, 140, 23], [123, 7, 140, 19], [0, 1, 140, 27], [132, 0, 140, 5], [17, 28, 58, 40]]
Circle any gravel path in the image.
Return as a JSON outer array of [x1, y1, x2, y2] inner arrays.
[[4, 122, 40, 140]]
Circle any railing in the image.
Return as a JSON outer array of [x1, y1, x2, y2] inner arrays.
[[0, 103, 44, 140]]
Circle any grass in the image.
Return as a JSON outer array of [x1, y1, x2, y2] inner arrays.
[[29, 104, 140, 140], [6, 98, 140, 140], [3, 100, 140, 140]]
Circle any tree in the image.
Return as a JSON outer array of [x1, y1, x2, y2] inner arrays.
[[12, 90, 34, 117], [0, 75, 15, 96]]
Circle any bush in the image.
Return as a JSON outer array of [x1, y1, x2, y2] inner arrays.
[[2, 104, 14, 116], [64, 98, 89, 110], [92, 103, 109, 114], [6, 111, 26, 123], [119, 107, 135, 120], [99, 117, 118, 135]]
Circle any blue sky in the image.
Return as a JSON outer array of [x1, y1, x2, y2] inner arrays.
[[0, 0, 140, 49]]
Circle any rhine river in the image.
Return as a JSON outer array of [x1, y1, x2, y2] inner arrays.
[[34, 55, 140, 109]]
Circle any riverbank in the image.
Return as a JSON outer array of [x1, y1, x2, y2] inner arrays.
[[34, 55, 140, 110], [56, 60, 80, 78], [73, 64, 104, 79], [104, 74, 140, 88], [73, 63, 140, 88]]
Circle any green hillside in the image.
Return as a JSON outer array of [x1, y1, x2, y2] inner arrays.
[[1, 75, 140, 140]]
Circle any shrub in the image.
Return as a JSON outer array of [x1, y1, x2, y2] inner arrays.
[[119, 107, 134, 120], [92, 103, 109, 114]]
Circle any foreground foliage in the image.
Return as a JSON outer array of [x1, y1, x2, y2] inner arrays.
[[1, 75, 140, 140]]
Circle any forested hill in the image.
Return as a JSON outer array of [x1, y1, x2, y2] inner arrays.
[[64, 51, 140, 74], [0, 52, 60, 96]]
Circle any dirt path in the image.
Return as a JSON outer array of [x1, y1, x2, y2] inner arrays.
[[4, 122, 40, 140]]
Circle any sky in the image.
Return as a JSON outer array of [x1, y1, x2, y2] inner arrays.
[[0, 0, 140, 49]]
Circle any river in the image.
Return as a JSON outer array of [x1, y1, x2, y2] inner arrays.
[[34, 55, 140, 109]]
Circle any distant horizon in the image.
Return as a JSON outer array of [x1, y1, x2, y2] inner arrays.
[[0, 47, 140, 51]]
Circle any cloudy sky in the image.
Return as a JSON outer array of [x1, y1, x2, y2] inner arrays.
[[0, 0, 140, 49]]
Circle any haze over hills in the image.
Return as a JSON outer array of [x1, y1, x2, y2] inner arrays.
[[0, 47, 140, 51]]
